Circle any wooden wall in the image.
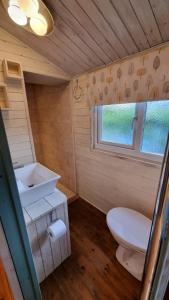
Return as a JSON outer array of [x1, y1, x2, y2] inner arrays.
[[0, 26, 163, 217], [72, 47, 167, 217], [0, 28, 69, 80], [26, 83, 76, 193], [0, 27, 69, 166]]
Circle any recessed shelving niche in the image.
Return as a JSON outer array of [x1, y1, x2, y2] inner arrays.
[[0, 83, 9, 110], [3, 59, 23, 81]]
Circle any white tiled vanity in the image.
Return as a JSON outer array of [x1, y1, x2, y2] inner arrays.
[[23, 189, 71, 283]]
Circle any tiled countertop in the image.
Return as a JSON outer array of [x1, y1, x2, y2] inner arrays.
[[23, 188, 67, 226]]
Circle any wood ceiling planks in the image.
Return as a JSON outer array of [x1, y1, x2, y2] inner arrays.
[[129, 0, 162, 46], [0, 0, 169, 76], [49, 1, 109, 65], [149, 0, 169, 41], [53, 0, 119, 61], [93, 0, 138, 54], [74, 0, 128, 57], [109, 0, 150, 51]]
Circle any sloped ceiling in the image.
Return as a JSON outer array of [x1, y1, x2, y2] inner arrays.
[[0, 0, 169, 76]]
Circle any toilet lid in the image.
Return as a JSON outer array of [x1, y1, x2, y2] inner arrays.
[[107, 207, 152, 253]]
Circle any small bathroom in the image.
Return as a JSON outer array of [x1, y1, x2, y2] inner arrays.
[[0, 1, 169, 300]]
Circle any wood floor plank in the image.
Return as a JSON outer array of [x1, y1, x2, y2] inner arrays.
[[41, 199, 141, 300]]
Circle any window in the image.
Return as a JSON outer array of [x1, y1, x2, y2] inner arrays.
[[141, 101, 169, 155], [94, 100, 169, 162], [100, 103, 136, 147]]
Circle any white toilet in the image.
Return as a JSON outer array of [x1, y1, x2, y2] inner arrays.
[[106, 207, 152, 281]]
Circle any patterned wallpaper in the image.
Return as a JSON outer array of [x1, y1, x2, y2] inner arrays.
[[73, 44, 169, 106]]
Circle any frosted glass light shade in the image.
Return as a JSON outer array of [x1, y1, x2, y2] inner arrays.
[[9, 0, 18, 5], [18, 0, 39, 18], [3, 0, 53, 36], [8, 4, 27, 26], [30, 13, 48, 36]]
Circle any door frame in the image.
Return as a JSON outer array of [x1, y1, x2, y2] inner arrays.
[[150, 195, 169, 300], [0, 111, 41, 300], [140, 134, 169, 300]]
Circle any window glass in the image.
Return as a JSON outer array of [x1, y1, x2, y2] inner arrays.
[[141, 101, 169, 155], [100, 103, 136, 146]]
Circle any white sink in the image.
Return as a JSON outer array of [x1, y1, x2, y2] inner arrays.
[[14, 163, 61, 207]]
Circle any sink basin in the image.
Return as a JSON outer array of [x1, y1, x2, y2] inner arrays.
[[14, 163, 61, 207]]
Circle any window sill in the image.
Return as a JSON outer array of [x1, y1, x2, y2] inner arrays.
[[92, 143, 163, 168]]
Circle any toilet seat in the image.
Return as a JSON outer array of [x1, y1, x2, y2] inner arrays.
[[107, 207, 152, 253]]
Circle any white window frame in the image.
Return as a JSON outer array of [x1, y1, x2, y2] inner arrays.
[[92, 102, 164, 164]]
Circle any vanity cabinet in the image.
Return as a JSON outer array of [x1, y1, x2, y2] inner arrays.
[[23, 189, 71, 283]]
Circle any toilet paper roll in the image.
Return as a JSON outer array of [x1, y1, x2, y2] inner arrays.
[[47, 219, 66, 242]]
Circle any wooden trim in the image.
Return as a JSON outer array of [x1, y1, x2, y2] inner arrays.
[[69, 81, 77, 193], [22, 79, 36, 162], [3, 59, 23, 81], [0, 83, 9, 110], [140, 136, 169, 300]]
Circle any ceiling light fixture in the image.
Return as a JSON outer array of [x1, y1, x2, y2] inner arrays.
[[7, 0, 27, 26], [2, 0, 54, 36], [30, 13, 48, 36], [18, 0, 39, 18], [8, 4, 27, 26]]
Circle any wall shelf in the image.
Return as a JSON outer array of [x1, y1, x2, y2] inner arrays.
[[0, 83, 9, 110], [3, 59, 23, 81]]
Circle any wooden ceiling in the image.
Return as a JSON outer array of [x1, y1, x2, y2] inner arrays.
[[0, 0, 169, 76]]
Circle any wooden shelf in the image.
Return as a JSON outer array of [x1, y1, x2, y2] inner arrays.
[[0, 83, 9, 110], [3, 59, 23, 81]]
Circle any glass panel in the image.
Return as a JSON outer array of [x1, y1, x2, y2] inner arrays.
[[141, 100, 169, 155], [100, 103, 136, 145]]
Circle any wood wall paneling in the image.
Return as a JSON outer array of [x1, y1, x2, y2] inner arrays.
[[71, 44, 169, 217], [26, 83, 76, 193], [0, 7, 73, 76], [0, 26, 70, 80], [0, 27, 70, 166], [24, 72, 68, 86], [1, 76, 35, 165]]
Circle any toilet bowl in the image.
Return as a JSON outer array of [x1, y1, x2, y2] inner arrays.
[[106, 207, 152, 281]]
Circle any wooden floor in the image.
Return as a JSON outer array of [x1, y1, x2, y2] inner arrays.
[[41, 199, 141, 300]]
